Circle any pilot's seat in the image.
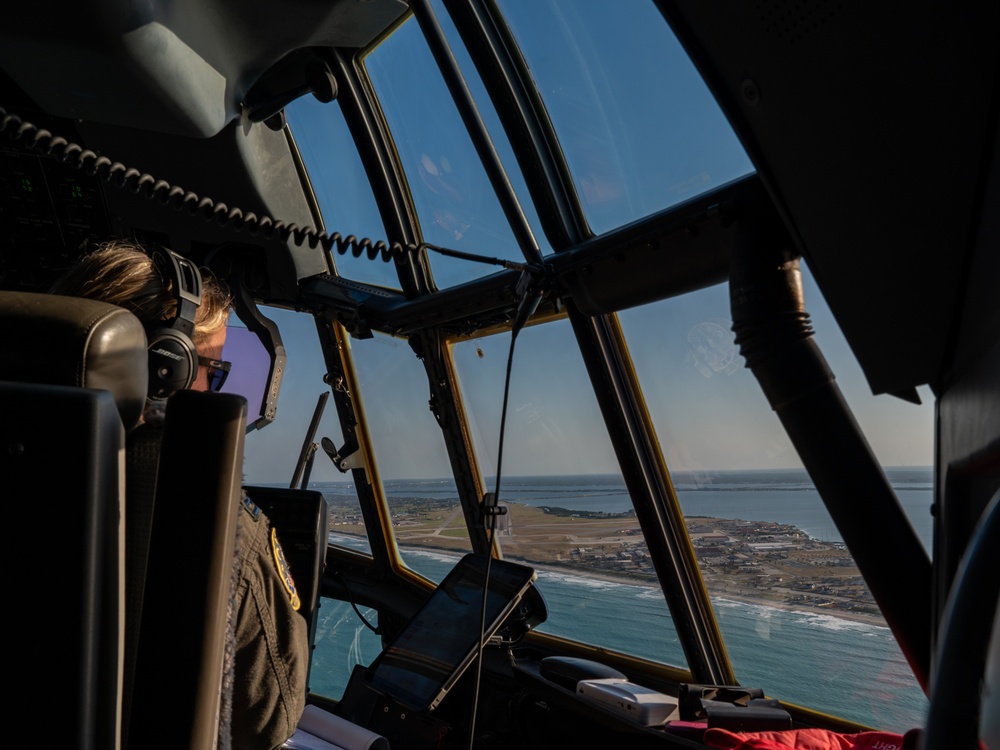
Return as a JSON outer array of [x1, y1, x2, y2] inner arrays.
[[0, 291, 147, 750], [0, 290, 246, 750]]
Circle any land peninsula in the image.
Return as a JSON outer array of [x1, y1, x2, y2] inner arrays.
[[323, 493, 886, 627]]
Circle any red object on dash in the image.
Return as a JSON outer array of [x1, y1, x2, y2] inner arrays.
[[703, 727, 909, 750]]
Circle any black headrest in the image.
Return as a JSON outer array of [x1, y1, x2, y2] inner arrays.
[[0, 291, 149, 430]]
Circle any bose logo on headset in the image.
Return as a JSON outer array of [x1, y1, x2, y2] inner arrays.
[[145, 249, 203, 400], [150, 347, 185, 361]]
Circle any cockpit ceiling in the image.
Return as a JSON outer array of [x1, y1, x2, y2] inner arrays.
[[0, 0, 408, 138]]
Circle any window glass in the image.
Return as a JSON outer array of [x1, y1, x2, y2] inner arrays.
[[496, 0, 754, 234], [450, 323, 688, 670], [310, 549, 509, 700], [349, 332, 471, 574], [428, 0, 549, 255], [240, 308, 368, 561], [616, 264, 932, 732], [291, 326, 470, 700], [363, 17, 532, 288], [242, 308, 346, 488], [309, 595, 382, 699], [286, 97, 396, 289], [282, 325, 469, 699]]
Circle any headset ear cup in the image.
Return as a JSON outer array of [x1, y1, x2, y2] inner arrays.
[[145, 248, 203, 400], [147, 328, 197, 399]]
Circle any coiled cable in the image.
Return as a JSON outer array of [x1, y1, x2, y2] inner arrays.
[[1, 105, 527, 271]]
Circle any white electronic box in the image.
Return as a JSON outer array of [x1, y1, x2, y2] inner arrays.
[[576, 678, 680, 727]]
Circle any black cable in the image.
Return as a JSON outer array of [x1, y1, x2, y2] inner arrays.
[[335, 571, 380, 634], [467, 319, 521, 750], [349, 600, 380, 634], [0, 105, 526, 272]]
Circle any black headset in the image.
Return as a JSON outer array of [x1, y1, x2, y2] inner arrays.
[[145, 249, 203, 400]]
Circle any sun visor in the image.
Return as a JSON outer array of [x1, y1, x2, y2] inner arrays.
[[221, 285, 285, 433]]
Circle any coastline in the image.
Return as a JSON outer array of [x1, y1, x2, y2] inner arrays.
[[331, 535, 889, 628], [514, 557, 889, 628], [330, 497, 892, 629], [707, 590, 887, 627]]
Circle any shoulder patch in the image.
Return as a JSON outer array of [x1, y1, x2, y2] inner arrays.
[[242, 494, 262, 522], [271, 527, 301, 611]]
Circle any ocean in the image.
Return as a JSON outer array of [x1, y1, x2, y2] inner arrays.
[[306, 468, 932, 734]]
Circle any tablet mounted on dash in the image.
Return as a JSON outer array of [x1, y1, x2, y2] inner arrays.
[[365, 553, 538, 713]]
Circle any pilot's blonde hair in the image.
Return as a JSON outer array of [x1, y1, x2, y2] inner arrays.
[[51, 240, 232, 345]]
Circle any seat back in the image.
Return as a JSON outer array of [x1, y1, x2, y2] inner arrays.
[[0, 291, 248, 750], [243, 485, 330, 690], [127, 389, 247, 750], [0, 291, 148, 750]]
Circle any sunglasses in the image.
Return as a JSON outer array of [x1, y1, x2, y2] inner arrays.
[[197, 356, 231, 392]]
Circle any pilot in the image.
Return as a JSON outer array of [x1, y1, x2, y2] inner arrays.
[[51, 241, 308, 750]]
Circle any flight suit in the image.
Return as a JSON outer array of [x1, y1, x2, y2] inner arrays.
[[230, 493, 309, 750]]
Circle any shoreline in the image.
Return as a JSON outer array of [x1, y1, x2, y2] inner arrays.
[[384, 539, 891, 628], [520, 557, 888, 627], [707, 590, 886, 627]]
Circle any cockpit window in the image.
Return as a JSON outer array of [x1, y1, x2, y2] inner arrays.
[[290, 2, 751, 288], [285, 2, 929, 723], [362, 14, 544, 288], [450, 322, 689, 670], [286, 98, 395, 289], [616, 262, 932, 731], [349, 332, 471, 574], [495, 0, 754, 235], [241, 308, 357, 543]]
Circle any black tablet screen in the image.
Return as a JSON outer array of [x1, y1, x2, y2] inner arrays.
[[367, 554, 536, 712]]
